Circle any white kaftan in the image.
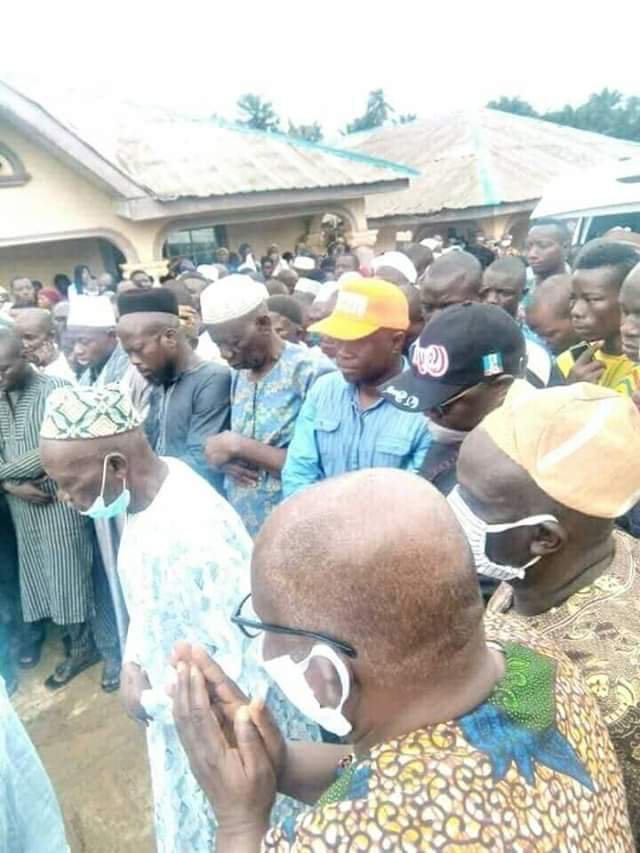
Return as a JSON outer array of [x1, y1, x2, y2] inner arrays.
[[118, 457, 317, 852]]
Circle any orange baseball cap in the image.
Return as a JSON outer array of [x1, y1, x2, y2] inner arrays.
[[308, 278, 409, 341]]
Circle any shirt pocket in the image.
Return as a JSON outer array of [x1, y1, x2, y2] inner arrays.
[[374, 435, 413, 468], [313, 416, 341, 463]]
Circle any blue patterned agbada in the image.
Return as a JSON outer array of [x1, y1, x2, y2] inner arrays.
[[225, 342, 332, 537]]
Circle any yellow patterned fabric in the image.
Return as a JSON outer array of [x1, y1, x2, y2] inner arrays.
[[488, 530, 640, 845], [557, 346, 638, 396], [262, 616, 632, 852]]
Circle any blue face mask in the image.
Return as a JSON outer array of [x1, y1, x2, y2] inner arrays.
[[80, 454, 130, 520]]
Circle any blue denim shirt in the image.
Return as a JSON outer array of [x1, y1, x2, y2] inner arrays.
[[282, 370, 432, 497]]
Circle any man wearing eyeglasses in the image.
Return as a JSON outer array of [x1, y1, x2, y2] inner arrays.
[[170, 469, 632, 852], [380, 302, 527, 497]]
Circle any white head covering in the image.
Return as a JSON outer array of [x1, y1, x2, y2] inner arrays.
[[67, 295, 116, 329], [200, 275, 268, 324], [293, 256, 316, 272], [197, 264, 219, 283], [294, 277, 322, 297], [337, 272, 363, 287], [313, 281, 340, 305], [372, 251, 418, 284]]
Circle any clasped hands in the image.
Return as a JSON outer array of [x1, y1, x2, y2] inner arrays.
[[167, 643, 282, 849]]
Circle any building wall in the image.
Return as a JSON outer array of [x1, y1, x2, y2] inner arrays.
[[0, 121, 160, 261], [226, 216, 311, 258], [0, 238, 104, 288]]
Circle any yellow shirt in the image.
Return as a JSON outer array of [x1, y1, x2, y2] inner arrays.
[[557, 344, 639, 397]]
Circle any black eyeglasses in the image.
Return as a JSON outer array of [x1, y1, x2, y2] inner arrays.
[[231, 593, 358, 659]]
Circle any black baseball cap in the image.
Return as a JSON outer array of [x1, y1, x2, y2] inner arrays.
[[379, 302, 526, 412]]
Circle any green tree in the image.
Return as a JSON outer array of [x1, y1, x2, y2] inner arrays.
[[487, 96, 539, 117], [344, 89, 393, 133], [236, 94, 281, 132], [488, 89, 640, 142], [287, 121, 324, 143]]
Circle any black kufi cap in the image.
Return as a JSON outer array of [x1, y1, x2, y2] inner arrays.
[[118, 287, 179, 317]]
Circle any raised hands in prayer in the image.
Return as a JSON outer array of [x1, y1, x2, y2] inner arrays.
[[168, 643, 281, 852]]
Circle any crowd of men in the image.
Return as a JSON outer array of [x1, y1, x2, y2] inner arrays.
[[3, 220, 640, 851]]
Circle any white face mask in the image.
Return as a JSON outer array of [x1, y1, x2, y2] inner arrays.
[[447, 485, 558, 582], [258, 637, 352, 736], [427, 421, 469, 445]]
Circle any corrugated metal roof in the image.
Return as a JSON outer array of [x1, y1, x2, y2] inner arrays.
[[1, 84, 415, 200], [343, 108, 640, 219]]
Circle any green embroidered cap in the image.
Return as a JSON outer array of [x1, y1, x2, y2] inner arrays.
[[41, 384, 143, 440]]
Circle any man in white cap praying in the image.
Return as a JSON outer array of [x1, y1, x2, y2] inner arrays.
[[0, 326, 95, 689], [67, 295, 130, 386], [201, 275, 333, 537], [292, 255, 316, 277], [39, 383, 317, 852], [373, 251, 418, 286]]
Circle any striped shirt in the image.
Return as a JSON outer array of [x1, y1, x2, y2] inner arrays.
[[0, 370, 93, 625], [282, 369, 432, 497]]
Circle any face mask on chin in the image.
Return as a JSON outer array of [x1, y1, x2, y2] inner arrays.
[[447, 485, 558, 582], [80, 453, 131, 520], [427, 420, 469, 445], [257, 637, 353, 737]]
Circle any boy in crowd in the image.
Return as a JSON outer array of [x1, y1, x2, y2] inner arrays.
[[557, 240, 640, 394]]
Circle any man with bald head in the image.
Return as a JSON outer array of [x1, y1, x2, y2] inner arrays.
[[525, 274, 580, 355], [419, 250, 482, 324], [171, 468, 632, 851], [13, 308, 76, 383], [117, 287, 230, 489], [451, 382, 640, 841]]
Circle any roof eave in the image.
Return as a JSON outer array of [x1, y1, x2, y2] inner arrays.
[[368, 199, 538, 226], [0, 81, 149, 200], [117, 178, 410, 222]]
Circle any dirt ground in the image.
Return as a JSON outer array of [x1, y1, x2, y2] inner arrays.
[[12, 629, 154, 853]]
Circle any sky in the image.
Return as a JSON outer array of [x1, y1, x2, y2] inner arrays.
[[3, 1, 640, 137]]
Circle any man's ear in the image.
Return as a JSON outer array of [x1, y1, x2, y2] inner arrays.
[[305, 655, 351, 710], [256, 313, 272, 332], [163, 326, 179, 346], [488, 374, 514, 407], [530, 520, 567, 558], [107, 453, 129, 483], [391, 330, 406, 355]]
